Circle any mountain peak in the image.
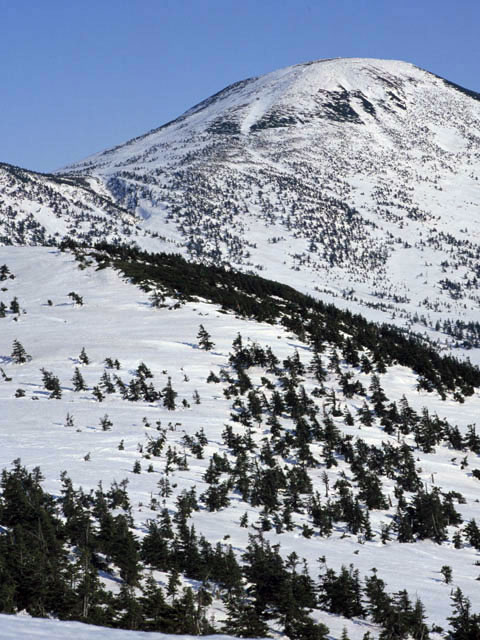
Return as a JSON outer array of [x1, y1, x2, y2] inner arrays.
[[26, 58, 480, 348]]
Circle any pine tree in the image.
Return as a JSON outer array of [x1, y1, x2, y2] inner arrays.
[[222, 593, 271, 638], [100, 414, 113, 431], [0, 264, 11, 280], [92, 386, 104, 402], [364, 569, 391, 624], [447, 588, 480, 639], [10, 340, 31, 364], [9, 297, 20, 314], [162, 378, 177, 410], [79, 347, 90, 365], [441, 565, 453, 584], [68, 291, 84, 306], [99, 370, 115, 394], [72, 367, 87, 391], [136, 361, 153, 379], [166, 568, 181, 601], [197, 325, 214, 351], [41, 368, 62, 398], [140, 575, 174, 631], [150, 289, 165, 308]]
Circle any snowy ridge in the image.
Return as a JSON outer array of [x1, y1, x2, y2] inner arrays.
[[0, 162, 145, 246]]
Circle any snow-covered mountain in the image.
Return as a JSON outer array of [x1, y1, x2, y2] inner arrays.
[[59, 57, 480, 339], [4, 58, 480, 640]]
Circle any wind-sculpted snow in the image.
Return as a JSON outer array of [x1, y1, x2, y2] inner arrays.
[[55, 57, 480, 351]]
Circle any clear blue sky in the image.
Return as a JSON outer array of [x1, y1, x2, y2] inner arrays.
[[1, 0, 478, 172]]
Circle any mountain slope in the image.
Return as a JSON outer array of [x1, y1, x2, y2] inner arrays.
[[2, 245, 480, 638], [0, 162, 145, 246], [59, 58, 480, 342]]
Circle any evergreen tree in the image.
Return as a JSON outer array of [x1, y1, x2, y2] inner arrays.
[[9, 297, 20, 314], [92, 386, 104, 402], [72, 367, 87, 391], [10, 340, 31, 364], [0, 264, 11, 280], [197, 325, 214, 351], [162, 378, 177, 410], [99, 370, 115, 394], [447, 588, 480, 639], [68, 291, 84, 306], [223, 593, 271, 638], [140, 575, 175, 632], [79, 347, 90, 365], [100, 415, 113, 431], [40, 368, 62, 399], [441, 565, 453, 584], [150, 289, 165, 308]]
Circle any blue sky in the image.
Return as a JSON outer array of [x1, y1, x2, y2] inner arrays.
[[1, 0, 479, 172]]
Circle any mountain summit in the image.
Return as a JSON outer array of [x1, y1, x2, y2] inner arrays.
[[2, 58, 479, 343], [59, 58, 480, 338]]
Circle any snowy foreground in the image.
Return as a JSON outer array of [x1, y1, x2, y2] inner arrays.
[[0, 614, 257, 640], [2, 246, 480, 638]]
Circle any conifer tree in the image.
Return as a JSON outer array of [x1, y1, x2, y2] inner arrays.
[[140, 575, 174, 631], [79, 347, 90, 365], [99, 370, 115, 394], [162, 377, 177, 410], [150, 289, 165, 308], [68, 291, 84, 306], [40, 368, 62, 398], [9, 297, 20, 314], [100, 415, 113, 431], [92, 386, 104, 402], [10, 340, 31, 364], [197, 325, 214, 351], [72, 367, 87, 391], [166, 568, 181, 602], [0, 264, 11, 280]]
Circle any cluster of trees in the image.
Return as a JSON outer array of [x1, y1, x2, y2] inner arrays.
[[1, 460, 478, 638], [31, 352, 181, 408], [83, 241, 480, 398], [185, 331, 480, 556], [0, 264, 14, 281], [0, 296, 21, 317]]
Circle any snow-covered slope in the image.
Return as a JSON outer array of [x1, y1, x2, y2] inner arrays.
[[59, 58, 480, 340], [2, 246, 480, 638], [0, 162, 145, 246], [0, 615, 253, 640]]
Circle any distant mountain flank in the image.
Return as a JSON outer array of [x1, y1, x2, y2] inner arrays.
[[0, 161, 143, 246]]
